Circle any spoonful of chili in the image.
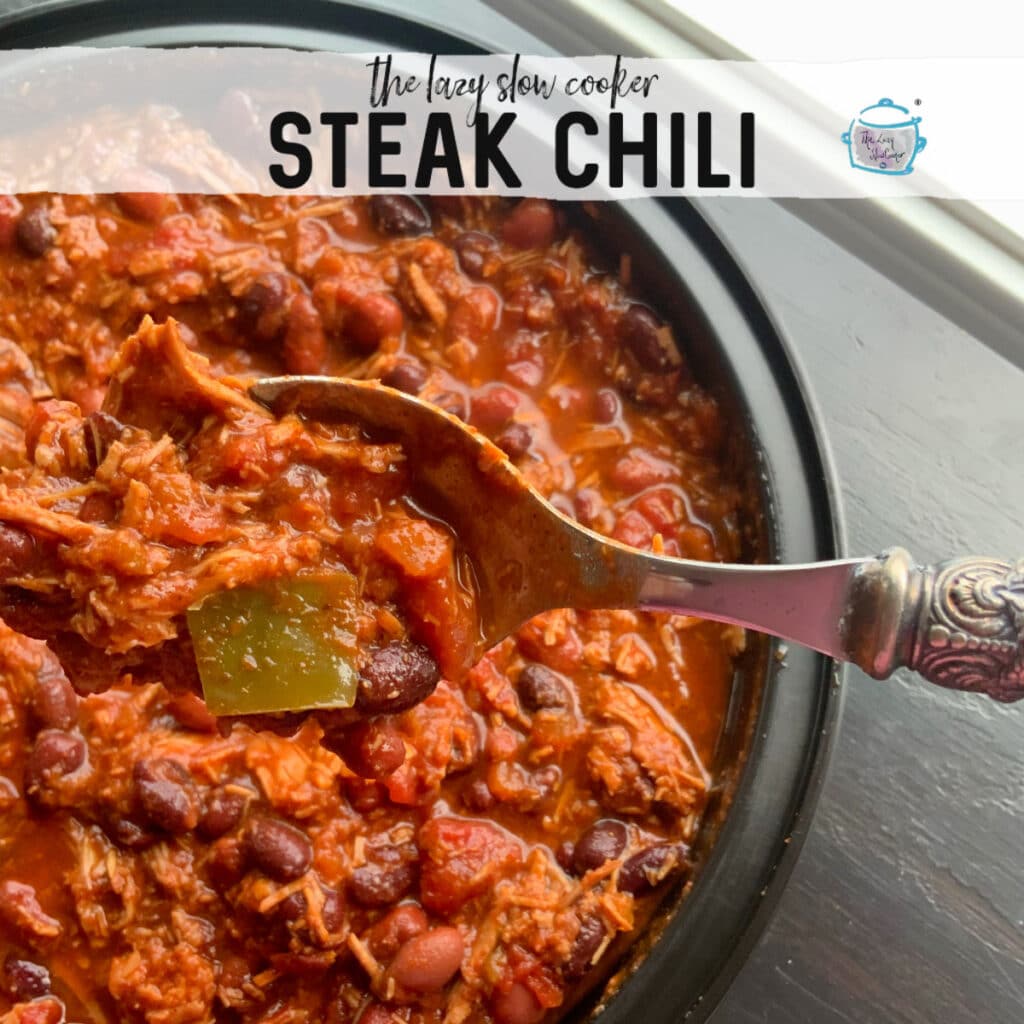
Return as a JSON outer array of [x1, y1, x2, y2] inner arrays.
[[246, 375, 1024, 706]]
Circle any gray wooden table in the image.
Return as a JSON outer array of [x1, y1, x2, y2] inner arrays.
[[703, 199, 1024, 1024], [0, 2, 1021, 1021]]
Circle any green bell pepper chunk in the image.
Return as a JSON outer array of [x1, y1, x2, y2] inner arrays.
[[188, 572, 360, 716]]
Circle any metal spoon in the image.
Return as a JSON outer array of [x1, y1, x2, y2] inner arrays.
[[250, 375, 1024, 704]]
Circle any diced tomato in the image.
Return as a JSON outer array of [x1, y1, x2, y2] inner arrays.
[[419, 816, 523, 914]]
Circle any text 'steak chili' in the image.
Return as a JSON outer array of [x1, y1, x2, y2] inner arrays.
[[0, 192, 748, 1024]]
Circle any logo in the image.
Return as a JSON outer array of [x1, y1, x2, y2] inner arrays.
[[841, 98, 926, 175]]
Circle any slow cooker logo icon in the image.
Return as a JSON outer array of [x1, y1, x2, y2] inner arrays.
[[841, 98, 927, 175]]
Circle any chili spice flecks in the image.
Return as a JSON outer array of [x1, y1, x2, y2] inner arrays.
[[0, 192, 748, 1024]]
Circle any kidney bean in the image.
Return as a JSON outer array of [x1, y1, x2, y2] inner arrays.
[[573, 489, 603, 528], [115, 192, 172, 223], [462, 778, 495, 812], [15, 206, 56, 258], [502, 199, 557, 250], [564, 914, 607, 980], [453, 231, 496, 278], [238, 272, 293, 342], [0, 196, 23, 248], [84, 410, 125, 470], [388, 926, 464, 992], [369, 195, 431, 236], [517, 664, 569, 712], [492, 982, 545, 1024], [617, 304, 682, 373], [356, 642, 440, 715], [470, 384, 520, 432], [29, 666, 79, 732], [324, 719, 406, 780], [283, 293, 327, 375], [494, 422, 533, 461], [593, 388, 621, 424], [245, 815, 313, 882], [0, 524, 35, 577], [618, 843, 686, 896], [347, 292, 404, 352], [612, 509, 655, 550], [133, 758, 199, 834], [381, 359, 428, 395], [358, 1005, 397, 1024], [349, 860, 416, 909], [572, 819, 628, 876], [197, 786, 248, 839], [2, 955, 51, 1001], [365, 903, 428, 960], [25, 730, 86, 796], [609, 451, 675, 494]]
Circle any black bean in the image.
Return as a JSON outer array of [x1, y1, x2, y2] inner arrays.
[[245, 816, 313, 882], [348, 860, 416, 908], [517, 664, 569, 711], [491, 981, 545, 1024], [321, 888, 344, 934], [564, 914, 608, 980], [617, 304, 682, 373], [107, 814, 157, 850], [84, 411, 125, 471], [452, 231, 496, 279], [2, 955, 51, 1001], [133, 758, 199, 834], [494, 422, 533, 461], [618, 843, 687, 896], [369, 195, 430, 236], [381, 360, 428, 395], [238, 272, 292, 342], [430, 390, 468, 421], [29, 666, 78, 733], [356, 642, 440, 715], [555, 841, 575, 873], [572, 819, 628, 876], [0, 524, 35, 578], [593, 388, 621, 424], [197, 786, 247, 839], [323, 719, 405, 780], [15, 207, 56, 258], [25, 730, 86, 796]]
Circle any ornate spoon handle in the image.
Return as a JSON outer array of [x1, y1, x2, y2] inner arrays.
[[843, 548, 1024, 702]]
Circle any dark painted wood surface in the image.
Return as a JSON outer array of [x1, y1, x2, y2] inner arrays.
[[702, 199, 1024, 1024]]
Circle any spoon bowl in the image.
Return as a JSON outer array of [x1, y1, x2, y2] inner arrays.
[[250, 375, 1024, 704]]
